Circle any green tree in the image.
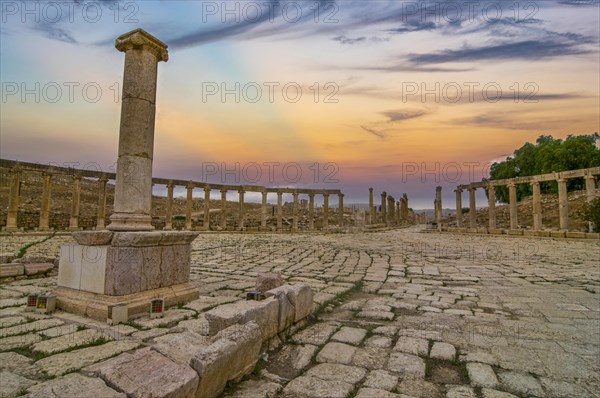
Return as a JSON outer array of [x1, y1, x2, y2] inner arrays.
[[489, 134, 600, 203]]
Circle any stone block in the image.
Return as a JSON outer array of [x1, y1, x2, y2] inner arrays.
[[264, 285, 295, 333], [24, 373, 125, 398], [204, 297, 278, 339], [105, 247, 143, 295], [72, 230, 114, 246], [489, 229, 505, 235], [80, 246, 108, 294], [508, 230, 523, 235], [289, 284, 314, 322], [141, 245, 162, 290], [477, 228, 488, 234], [256, 273, 284, 293], [58, 245, 83, 290], [0, 264, 24, 278], [586, 232, 600, 239], [467, 362, 499, 389], [86, 347, 198, 398], [536, 231, 551, 237], [191, 322, 262, 398], [159, 231, 199, 245], [152, 330, 211, 365], [566, 232, 586, 239], [161, 244, 191, 287], [550, 231, 566, 238]]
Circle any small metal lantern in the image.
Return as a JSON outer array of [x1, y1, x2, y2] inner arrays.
[[26, 292, 40, 311], [35, 294, 56, 314], [150, 298, 164, 318]]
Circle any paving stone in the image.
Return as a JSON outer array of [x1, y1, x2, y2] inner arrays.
[[445, 385, 477, 398], [393, 336, 429, 356], [356, 310, 395, 320], [352, 346, 389, 370], [331, 326, 367, 345], [480, 389, 519, 398], [305, 363, 367, 384], [0, 332, 42, 351], [365, 335, 393, 348], [397, 375, 444, 398], [23, 373, 125, 398], [131, 327, 170, 341], [291, 322, 339, 345], [363, 369, 398, 391], [316, 342, 356, 364], [0, 370, 36, 398], [282, 375, 354, 398], [387, 352, 426, 377], [32, 329, 112, 355], [134, 309, 195, 329], [86, 347, 198, 398], [0, 318, 64, 338], [151, 330, 210, 365], [226, 379, 281, 398], [0, 352, 41, 378], [355, 388, 405, 398], [497, 370, 544, 397], [430, 342, 456, 361], [266, 344, 318, 379], [0, 316, 27, 328], [467, 362, 499, 389], [37, 340, 140, 377]]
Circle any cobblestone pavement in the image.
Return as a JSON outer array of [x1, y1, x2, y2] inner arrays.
[[1, 226, 599, 397]]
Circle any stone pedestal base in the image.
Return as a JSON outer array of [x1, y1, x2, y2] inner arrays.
[[56, 230, 199, 321], [55, 283, 198, 320]]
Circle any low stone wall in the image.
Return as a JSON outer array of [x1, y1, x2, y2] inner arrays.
[[442, 227, 600, 240], [82, 283, 314, 398], [0, 255, 58, 283]]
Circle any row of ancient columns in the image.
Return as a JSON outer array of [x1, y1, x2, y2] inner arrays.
[[368, 188, 410, 226], [4, 167, 108, 232], [454, 174, 597, 231], [3, 168, 345, 232]]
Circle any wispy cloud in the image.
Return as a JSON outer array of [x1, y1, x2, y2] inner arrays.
[[361, 125, 385, 139], [381, 110, 427, 122]]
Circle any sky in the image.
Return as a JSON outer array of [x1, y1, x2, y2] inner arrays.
[[1, 0, 599, 208]]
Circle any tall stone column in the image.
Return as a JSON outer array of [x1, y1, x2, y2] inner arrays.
[[96, 176, 108, 230], [39, 171, 52, 231], [292, 192, 299, 231], [238, 188, 245, 231], [396, 201, 400, 224], [165, 181, 174, 230], [468, 187, 477, 228], [308, 192, 315, 230], [5, 167, 21, 231], [203, 186, 211, 231], [531, 181, 542, 230], [185, 182, 194, 230], [585, 175, 597, 232], [435, 186, 442, 231], [368, 188, 374, 224], [261, 191, 268, 229], [454, 189, 462, 227], [108, 29, 168, 231], [381, 192, 387, 224], [557, 178, 569, 231], [387, 195, 395, 226], [68, 174, 82, 231], [508, 182, 518, 229], [401, 194, 409, 221], [277, 191, 283, 231], [220, 189, 227, 229], [323, 193, 329, 229], [487, 185, 496, 229], [338, 193, 344, 227]]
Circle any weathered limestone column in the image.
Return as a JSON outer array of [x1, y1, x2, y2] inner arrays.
[[96, 176, 108, 230], [585, 174, 597, 232], [203, 186, 211, 231], [435, 186, 442, 230], [368, 188, 374, 224], [531, 181, 542, 230], [277, 191, 283, 231], [455, 189, 462, 227], [508, 182, 518, 229], [401, 193, 409, 221], [165, 181, 174, 230], [238, 188, 245, 231], [381, 192, 387, 224], [468, 187, 477, 228], [292, 192, 299, 231], [108, 29, 168, 231], [557, 177, 569, 230], [338, 193, 344, 227], [487, 185, 496, 229], [220, 189, 227, 229], [39, 171, 52, 231], [185, 182, 194, 230], [261, 191, 268, 229], [396, 201, 400, 224], [387, 195, 395, 226], [308, 192, 315, 230], [323, 193, 330, 229], [5, 167, 21, 231], [68, 174, 82, 231]]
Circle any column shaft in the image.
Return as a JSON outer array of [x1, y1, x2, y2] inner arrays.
[[292, 192, 299, 231], [508, 183, 518, 229], [323, 194, 329, 229], [557, 178, 569, 230], [455, 189, 462, 227], [220, 190, 227, 229], [39, 172, 52, 230], [308, 193, 315, 230], [6, 169, 21, 231], [204, 187, 211, 231], [96, 177, 108, 230], [468, 188, 477, 228], [185, 183, 193, 230], [238, 189, 245, 231], [487, 185, 496, 229], [338, 193, 344, 227], [165, 182, 174, 230], [69, 175, 82, 230], [277, 192, 283, 231], [381, 192, 387, 224], [368, 188, 374, 224], [261, 191, 268, 229], [531, 181, 542, 230]]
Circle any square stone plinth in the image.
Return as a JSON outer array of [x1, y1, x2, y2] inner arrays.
[[56, 231, 199, 321]]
